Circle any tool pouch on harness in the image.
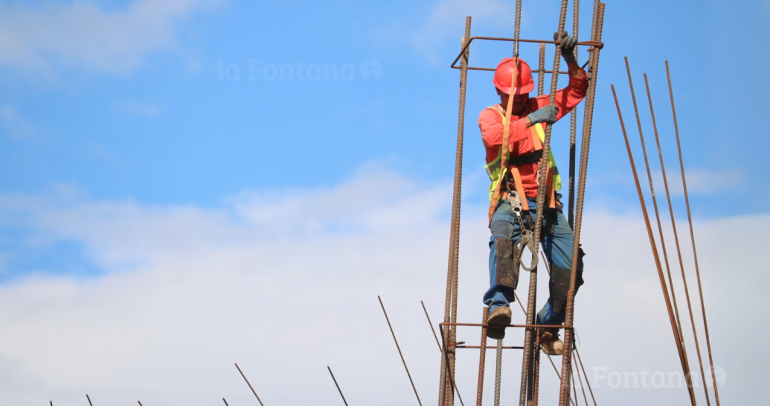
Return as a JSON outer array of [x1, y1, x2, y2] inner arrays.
[[495, 237, 520, 289], [548, 248, 585, 314]]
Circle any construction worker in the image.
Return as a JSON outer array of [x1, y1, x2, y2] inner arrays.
[[478, 32, 586, 355]]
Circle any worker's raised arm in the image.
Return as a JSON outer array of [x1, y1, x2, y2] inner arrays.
[[530, 32, 589, 122]]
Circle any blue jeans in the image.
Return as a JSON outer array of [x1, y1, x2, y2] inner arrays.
[[484, 197, 584, 326]]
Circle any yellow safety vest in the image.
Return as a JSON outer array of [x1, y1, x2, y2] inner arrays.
[[484, 106, 561, 201]]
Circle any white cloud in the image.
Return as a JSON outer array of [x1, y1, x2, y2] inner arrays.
[[0, 168, 760, 405], [121, 100, 162, 117], [375, 0, 517, 63], [0, 104, 36, 139], [0, 0, 223, 75]]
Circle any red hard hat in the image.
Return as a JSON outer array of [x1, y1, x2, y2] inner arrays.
[[493, 57, 534, 95]]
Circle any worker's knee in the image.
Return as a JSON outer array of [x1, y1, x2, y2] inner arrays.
[[549, 248, 585, 314], [490, 219, 515, 241]]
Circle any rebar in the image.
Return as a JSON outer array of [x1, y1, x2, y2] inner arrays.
[[422, 301, 464, 405], [573, 351, 589, 406], [532, 331, 542, 405], [494, 339, 503, 406], [520, 0, 571, 403], [643, 72, 711, 403], [328, 366, 349, 406], [235, 363, 266, 406], [476, 307, 489, 406], [558, 3, 604, 405], [538, 44, 546, 96], [530, 39, 546, 406], [624, 59, 697, 403], [440, 324, 461, 406], [223, 398, 229, 406], [138, 402, 143, 406], [666, 61, 721, 405], [571, 358, 579, 406], [568, 0, 580, 229], [513, 0, 523, 57], [574, 348, 597, 406], [611, 84, 694, 406], [440, 17, 471, 406], [546, 355, 577, 406], [86, 394, 93, 406], [379, 296, 423, 406]]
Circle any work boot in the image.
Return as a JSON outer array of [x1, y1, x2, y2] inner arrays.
[[540, 328, 564, 356], [486, 306, 511, 340]]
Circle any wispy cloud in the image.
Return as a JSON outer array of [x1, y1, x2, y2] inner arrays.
[[374, 0, 517, 63], [0, 104, 36, 139], [0, 0, 224, 76], [121, 100, 163, 117], [0, 167, 756, 404]]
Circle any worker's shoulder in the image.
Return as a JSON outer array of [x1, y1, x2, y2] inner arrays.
[[479, 105, 502, 119]]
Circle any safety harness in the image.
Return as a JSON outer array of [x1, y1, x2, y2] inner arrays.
[[485, 105, 563, 272]]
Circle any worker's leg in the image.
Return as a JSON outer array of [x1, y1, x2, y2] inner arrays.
[[483, 199, 522, 312], [536, 205, 585, 326]]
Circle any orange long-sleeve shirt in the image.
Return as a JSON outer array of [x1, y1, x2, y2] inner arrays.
[[479, 72, 588, 197]]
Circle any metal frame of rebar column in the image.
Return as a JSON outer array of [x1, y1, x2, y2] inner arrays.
[[567, 0, 580, 229], [518, 0, 570, 404], [439, 16, 471, 406], [558, 3, 604, 405], [666, 61, 721, 406]]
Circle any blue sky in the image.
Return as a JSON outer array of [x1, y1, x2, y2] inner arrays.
[[0, 0, 765, 404], [1, 0, 767, 210]]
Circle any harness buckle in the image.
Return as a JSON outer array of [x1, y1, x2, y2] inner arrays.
[[518, 228, 539, 272]]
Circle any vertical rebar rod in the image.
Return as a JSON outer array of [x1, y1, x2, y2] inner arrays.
[[644, 72, 711, 403], [611, 84, 695, 406], [328, 366, 349, 406], [546, 355, 577, 406], [568, 0, 580, 229], [513, 0, 523, 57], [223, 398, 229, 406], [422, 301, 464, 405], [235, 363, 266, 406], [476, 307, 489, 406], [138, 402, 143, 406], [529, 36, 547, 406], [379, 296, 423, 406], [538, 44, 546, 95], [440, 16, 471, 406], [625, 59, 697, 399], [493, 339, 503, 406], [520, 0, 571, 403], [558, 3, 603, 405], [86, 394, 93, 406], [532, 332, 542, 405], [666, 61, 720, 405]]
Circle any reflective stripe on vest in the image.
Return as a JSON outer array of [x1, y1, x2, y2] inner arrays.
[[483, 106, 562, 201]]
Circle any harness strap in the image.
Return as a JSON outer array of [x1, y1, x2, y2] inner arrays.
[[508, 166, 529, 211]]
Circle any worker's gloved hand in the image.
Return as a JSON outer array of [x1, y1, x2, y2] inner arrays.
[[554, 30, 577, 64], [527, 105, 559, 125]]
